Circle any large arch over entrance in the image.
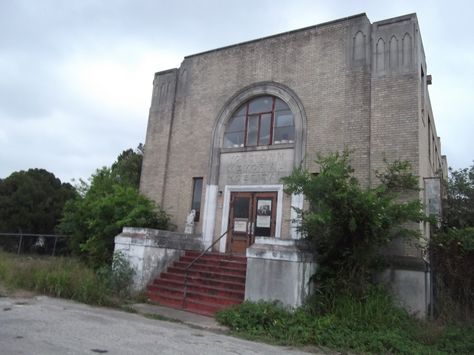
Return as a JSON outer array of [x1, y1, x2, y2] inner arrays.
[[201, 81, 307, 248]]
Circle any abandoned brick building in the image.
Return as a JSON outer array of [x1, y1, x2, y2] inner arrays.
[[115, 13, 446, 317]]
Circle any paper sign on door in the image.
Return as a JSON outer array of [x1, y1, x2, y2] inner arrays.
[[256, 199, 272, 228], [234, 218, 248, 233]]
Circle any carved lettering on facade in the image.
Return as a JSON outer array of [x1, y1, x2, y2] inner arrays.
[[219, 149, 294, 187]]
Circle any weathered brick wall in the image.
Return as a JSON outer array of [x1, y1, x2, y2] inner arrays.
[[140, 69, 178, 205], [140, 13, 445, 246], [142, 15, 373, 235]]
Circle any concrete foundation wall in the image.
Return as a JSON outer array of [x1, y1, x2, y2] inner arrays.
[[245, 238, 316, 307], [378, 266, 430, 317]]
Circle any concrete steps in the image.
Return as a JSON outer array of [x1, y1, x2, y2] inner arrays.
[[147, 251, 247, 316]]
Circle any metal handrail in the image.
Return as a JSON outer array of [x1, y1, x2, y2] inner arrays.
[[182, 227, 233, 307]]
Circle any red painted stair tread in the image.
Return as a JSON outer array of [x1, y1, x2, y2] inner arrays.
[[147, 251, 246, 316]]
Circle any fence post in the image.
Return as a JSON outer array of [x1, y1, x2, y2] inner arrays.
[[52, 236, 58, 256], [17, 233, 23, 255]]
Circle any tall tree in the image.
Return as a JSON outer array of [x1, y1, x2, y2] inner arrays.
[[444, 163, 474, 229], [433, 164, 474, 320], [110, 144, 143, 188], [0, 169, 76, 234]]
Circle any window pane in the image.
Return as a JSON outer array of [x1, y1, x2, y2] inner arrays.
[[234, 197, 250, 218], [233, 105, 247, 117], [248, 96, 273, 114], [224, 131, 245, 147], [274, 126, 295, 143], [223, 95, 294, 148], [275, 98, 290, 111], [226, 115, 245, 132], [191, 178, 203, 221], [259, 113, 271, 145], [275, 110, 293, 127], [247, 115, 258, 146]]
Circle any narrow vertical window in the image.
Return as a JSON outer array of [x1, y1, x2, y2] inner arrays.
[[191, 178, 203, 222], [421, 66, 425, 109], [428, 117, 431, 164]]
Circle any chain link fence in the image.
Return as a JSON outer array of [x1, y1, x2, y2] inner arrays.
[[0, 233, 70, 256]]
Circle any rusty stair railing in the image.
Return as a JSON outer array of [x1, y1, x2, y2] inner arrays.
[[182, 227, 233, 308]]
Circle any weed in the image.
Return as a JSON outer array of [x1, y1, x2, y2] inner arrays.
[[120, 305, 138, 313], [0, 250, 133, 307], [216, 287, 474, 354]]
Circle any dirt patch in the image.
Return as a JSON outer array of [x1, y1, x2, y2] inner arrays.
[[0, 283, 36, 299]]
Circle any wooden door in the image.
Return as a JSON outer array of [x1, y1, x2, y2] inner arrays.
[[227, 192, 277, 255]]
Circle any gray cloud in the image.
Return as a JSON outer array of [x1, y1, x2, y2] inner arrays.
[[0, 0, 473, 183]]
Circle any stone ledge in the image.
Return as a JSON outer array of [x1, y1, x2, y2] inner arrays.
[[246, 237, 314, 262], [116, 227, 203, 251]]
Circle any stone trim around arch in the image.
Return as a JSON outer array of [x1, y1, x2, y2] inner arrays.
[[201, 82, 307, 248], [207, 81, 308, 185]]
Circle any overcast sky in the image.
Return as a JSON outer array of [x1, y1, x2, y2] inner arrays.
[[1, 0, 472, 183]]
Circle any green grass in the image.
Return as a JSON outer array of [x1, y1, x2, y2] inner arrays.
[[216, 287, 474, 354], [0, 250, 132, 306]]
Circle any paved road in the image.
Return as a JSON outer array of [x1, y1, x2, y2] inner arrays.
[[0, 296, 314, 355]]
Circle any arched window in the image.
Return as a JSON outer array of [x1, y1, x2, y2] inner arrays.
[[223, 95, 294, 148]]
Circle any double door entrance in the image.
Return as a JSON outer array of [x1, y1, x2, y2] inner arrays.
[[226, 191, 277, 254]]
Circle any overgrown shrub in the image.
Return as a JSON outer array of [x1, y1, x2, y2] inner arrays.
[[282, 152, 426, 295], [0, 251, 134, 306], [97, 251, 135, 299], [217, 287, 474, 354], [431, 228, 474, 321], [433, 162, 474, 323], [58, 168, 170, 268]]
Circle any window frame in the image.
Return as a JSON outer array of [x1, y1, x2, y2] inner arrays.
[[223, 96, 294, 148], [191, 177, 203, 222]]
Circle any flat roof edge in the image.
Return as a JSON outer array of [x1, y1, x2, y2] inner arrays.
[[154, 68, 178, 76], [184, 13, 368, 59], [373, 13, 417, 26]]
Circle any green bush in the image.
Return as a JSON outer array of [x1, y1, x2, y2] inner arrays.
[[431, 228, 474, 321], [434, 227, 474, 251], [282, 152, 426, 295], [217, 287, 474, 354], [57, 145, 171, 268], [59, 168, 170, 268], [96, 251, 135, 299]]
